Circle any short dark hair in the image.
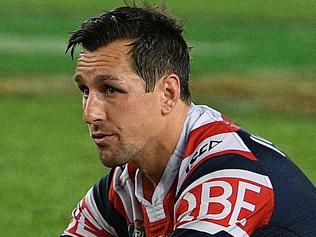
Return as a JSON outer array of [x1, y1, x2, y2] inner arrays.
[[66, 5, 191, 103]]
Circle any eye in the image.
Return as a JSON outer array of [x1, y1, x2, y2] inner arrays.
[[79, 85, 89, 98], [83, 87, 89, 98], [104, 86, 119, 96]]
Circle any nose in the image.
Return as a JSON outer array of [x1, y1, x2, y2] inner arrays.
[[83, 92, 106, 125]]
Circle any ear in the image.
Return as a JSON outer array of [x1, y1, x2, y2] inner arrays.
[[159, 74, 181, 115]]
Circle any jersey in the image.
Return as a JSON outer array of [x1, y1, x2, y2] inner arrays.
[[61, 104, 316, 237]]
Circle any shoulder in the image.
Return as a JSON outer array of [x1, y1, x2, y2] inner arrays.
[[81, 165, 133, 236], [93, 164, 137, 224], [177, 114, 256, 189], [61, 167, 126, 237], [62, 164, 139, 237], [173, 105, 316, 235], [174, 116, 275, 236]]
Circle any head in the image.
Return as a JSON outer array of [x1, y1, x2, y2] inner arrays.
[[66, 5, 191, 168], [67, 5, 191, 102]]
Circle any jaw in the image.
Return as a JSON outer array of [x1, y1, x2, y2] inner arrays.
[[97, 138, 143, 168]]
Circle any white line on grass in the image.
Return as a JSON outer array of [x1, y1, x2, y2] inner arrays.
[[189, 40, 245, 57], [0, 34, 245, 57], [0, 34, 66, 53]]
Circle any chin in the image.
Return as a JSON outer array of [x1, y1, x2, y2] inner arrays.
[[99, 152, 126, 168], [97, 143, 136, 168], [99, 156, 116, 168]]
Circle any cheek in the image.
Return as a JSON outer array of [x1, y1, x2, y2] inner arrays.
[[133, 102, 160, 122], [116, 105, 151, 132], [115, 94, 161, 129]]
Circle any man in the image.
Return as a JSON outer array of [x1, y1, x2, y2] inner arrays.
[[61, 5, 316, 237]]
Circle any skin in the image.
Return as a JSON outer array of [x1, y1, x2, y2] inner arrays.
[[74, 39, 189, 194]]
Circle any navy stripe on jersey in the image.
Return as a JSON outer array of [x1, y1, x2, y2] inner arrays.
[[171, 229, 234, 236], [176, 153, 266, 200], [93, 169, 128, 237]]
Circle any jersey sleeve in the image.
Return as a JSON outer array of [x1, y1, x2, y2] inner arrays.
[[173, 154, 274, 237], [61, 169, 128, 237]]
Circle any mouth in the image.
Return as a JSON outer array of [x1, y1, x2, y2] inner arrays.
[[91, 132, 116, 146]]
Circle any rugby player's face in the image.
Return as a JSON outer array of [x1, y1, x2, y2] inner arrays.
[[74, 40, 163, 167]]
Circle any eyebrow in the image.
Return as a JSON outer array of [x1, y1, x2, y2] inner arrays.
[[95, 74, 119, 84], [73, 74, 83, 83], [73, 74, 120, 84]]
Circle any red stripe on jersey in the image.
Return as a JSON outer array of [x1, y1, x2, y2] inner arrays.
[[127, 162, 138, 187], [184, 120, 240, 158], [216, 150, 257, 161]]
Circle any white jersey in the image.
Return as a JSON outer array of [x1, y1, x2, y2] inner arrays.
[[61, 104, 316, 237]]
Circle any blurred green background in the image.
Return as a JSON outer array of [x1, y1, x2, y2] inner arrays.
[[1, 0, 315, 235]]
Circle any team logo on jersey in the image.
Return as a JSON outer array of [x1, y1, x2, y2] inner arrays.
[[128, 220, 145, 237]]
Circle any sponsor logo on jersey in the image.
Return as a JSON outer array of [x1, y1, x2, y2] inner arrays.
[[183, 132, 256, 177], [175, 169, 274, 237], [186, 140, 222, 173]]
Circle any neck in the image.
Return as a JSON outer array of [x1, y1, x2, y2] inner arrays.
[[132, 102, 189, 187]]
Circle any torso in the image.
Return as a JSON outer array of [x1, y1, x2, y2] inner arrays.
[[62, 104, 316, 237]]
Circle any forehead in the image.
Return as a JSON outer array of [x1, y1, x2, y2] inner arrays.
[[75, 39, 135, 79]]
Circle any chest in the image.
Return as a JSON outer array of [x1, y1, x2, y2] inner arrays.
[[120, 178, 178, 237]]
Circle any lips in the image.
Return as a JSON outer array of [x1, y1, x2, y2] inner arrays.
[[91, 132, 116, 146]]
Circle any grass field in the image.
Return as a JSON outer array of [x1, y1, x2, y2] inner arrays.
[[1, 0, 315, 236], [1, 0, 316, 75]]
